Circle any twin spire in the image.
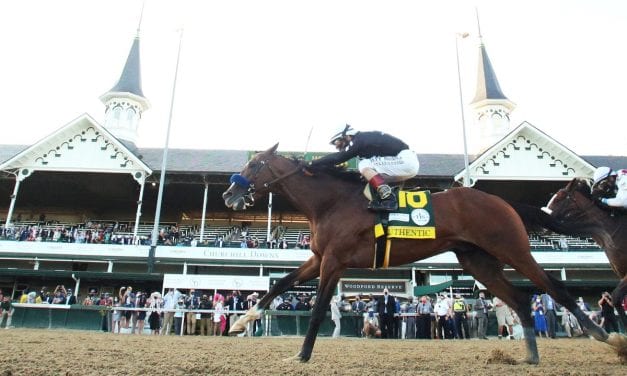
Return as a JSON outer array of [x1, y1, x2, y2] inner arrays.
[[99, 4, 149, 153]]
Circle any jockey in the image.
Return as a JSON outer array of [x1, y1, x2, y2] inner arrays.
[[592, 166, 627, 208], [308, 124, 419, 211]]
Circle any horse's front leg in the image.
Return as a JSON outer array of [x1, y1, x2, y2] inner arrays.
[[606, 277, 627, 356], [611, 277, 627, 331], [293, 255, 345, 362], [229, 255, 321, 335]]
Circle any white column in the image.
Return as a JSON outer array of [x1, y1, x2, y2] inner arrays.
[[199, 182, 208, 244], [5, 175, 23, 228], [133, 179, 146, 240], [266, 192, 273, 244]]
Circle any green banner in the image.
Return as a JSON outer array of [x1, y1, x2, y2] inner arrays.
[[248, 150, 358, 170]]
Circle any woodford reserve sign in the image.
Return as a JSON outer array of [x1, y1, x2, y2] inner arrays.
[[340, 280, 408, 294]]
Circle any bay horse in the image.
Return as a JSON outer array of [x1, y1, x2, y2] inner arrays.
[[222, 144, 614, 364], [513, 178, 627, 332]]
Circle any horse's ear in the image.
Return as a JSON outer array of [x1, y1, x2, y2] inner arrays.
[[268, 143, 279, 154]]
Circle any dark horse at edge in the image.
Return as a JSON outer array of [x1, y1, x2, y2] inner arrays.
[[222, 145, 624, 364], [511, 177, 627, 333]]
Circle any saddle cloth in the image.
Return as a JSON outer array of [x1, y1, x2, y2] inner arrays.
[[372, 190, 436, 269]]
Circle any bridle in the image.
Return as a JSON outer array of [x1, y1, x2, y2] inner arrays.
[[229, 157, 303, 207]]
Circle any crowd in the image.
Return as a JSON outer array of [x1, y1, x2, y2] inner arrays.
[[327, 289, 625, 340], [0, 221, 310, 250], [2, 285, 624, 338]]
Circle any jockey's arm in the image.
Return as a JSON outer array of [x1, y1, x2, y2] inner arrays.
[[601, 189, 627, 208], [309, 148, 359, 167]]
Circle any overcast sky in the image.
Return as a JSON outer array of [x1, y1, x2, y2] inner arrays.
[[1, 0, 626, 156]]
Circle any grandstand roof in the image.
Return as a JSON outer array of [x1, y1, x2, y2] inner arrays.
[[2, 143, 626, 178]]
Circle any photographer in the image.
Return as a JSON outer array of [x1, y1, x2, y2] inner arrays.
[[598, 292, 619, 333]]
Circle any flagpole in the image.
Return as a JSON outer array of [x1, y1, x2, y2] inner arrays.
[[456, 32, 471, 187], [148, 29, 184, 273]]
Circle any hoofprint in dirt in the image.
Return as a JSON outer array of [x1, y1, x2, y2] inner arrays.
[[0, 329, 623, 376]]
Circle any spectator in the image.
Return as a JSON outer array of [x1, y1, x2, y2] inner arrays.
[[65, 288, 76, 305], [377, 288, 396, 339], [493, 296, 515, 340], [0, 295, 13, 329], [161, 288, 181, 335], [541, 293, 558, 339], [52, 285, 67, 304], [112, 296, 122, 334], [404, 297, 417, 339], [576, 296, 591, 313], [173, 297, 185, 335], [362, 308, 380, 338], [434, 294, 452, 339], [135, 291, 147, 335], [598, 291, 619, 333], [295, 295, 311, 311], [278, 238, 288, 249], [226, 290, 244, 333], [330, 295, 342, 338], [532, 295, 548, 338], [119, 286, 135, 331], [185, 289, 201, 335], [198, 294, 213, 336], [415, 295, 433, 339], [213, 294, 226, 336], [21, 291, 42, 304], [561, 307, 583, 337], [276, 297, 294, 311], [452, 293, 471, 339], [393, 296, 402, 338], [147, 292, 163, 335], [474, 291, 492, 340], [352, 295, 367, 337]]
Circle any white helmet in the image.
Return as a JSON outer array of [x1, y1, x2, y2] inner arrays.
[[592, 166, 616, 186], [329, 124, 358, 144]]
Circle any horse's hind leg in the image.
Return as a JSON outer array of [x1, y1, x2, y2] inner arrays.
[[503, 245, 612, 344], [229, 255, 321, 335], [456, 248, 539, 365]]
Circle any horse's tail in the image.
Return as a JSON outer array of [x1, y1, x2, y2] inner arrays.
[[507, 201, 567, 234]]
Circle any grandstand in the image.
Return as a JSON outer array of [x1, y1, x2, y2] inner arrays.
[[0, 19, 623, 303]]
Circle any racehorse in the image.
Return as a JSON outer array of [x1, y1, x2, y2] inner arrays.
[[513, 178, 627, 332], [222, 144, 616, 364]]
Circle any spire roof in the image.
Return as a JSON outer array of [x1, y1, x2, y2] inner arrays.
[[108, 36, 145, 98], [470, 42, 509, 104]]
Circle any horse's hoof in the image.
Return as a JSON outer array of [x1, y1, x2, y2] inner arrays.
[[606, 332, 627, 348], [282, 353, 303, 362], [228, 325, 246, 336], [606, 332, 627, 362], [521, 357, 539, 365]]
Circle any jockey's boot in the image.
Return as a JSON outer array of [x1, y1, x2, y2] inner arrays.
[[368, 184, 398, 212]]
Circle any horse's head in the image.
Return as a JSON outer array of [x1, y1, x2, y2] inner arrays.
[[591, 175, 617, 201], [222, 143, 296, 211], [544, 178, 594, 222]]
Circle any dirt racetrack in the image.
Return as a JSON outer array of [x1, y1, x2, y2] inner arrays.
[[1, 329, 624, 376]]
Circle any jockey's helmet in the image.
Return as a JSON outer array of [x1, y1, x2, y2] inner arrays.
[[592, 166, 617, 186], [329, 124, 358, 145]]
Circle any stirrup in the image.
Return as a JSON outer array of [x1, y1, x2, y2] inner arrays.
[[368, 194, 398, 212], [377, 184, 392, 200]]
